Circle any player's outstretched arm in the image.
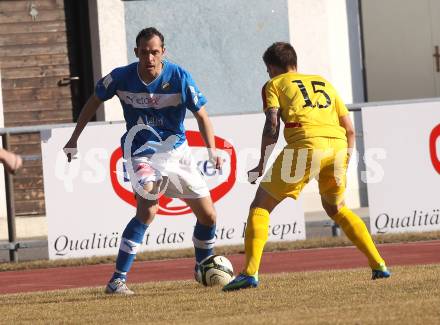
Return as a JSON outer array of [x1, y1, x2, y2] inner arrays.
[[63, 94, 102, 162], [248, 108, 281, 183], [192, 106, 222, 170]]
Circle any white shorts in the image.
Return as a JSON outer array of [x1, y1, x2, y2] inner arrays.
[[124, 142, 210, 199]]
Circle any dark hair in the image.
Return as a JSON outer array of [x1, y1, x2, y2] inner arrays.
[[263, 42, 297, 70], [136, 27, 164, 47]]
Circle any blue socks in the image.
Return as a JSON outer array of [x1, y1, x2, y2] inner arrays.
[[111, 219, 214, 282], [111, 217, 148, 282], [192, 221, 216, 264]]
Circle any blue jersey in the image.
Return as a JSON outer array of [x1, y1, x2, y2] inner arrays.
[[95, 60, 207, 157]]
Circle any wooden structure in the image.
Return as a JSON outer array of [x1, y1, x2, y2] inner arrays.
[[0, 0, 75, 216]]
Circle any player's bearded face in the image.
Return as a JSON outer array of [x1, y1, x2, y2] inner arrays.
[[135, 35, 165, 77]]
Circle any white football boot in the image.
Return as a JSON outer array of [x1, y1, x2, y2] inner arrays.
[[105, 278, 134, 295]]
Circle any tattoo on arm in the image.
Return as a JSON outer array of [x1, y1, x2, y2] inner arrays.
[[262, 108, 280, 139]]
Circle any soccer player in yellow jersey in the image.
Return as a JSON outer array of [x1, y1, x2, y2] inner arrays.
[[223, 42, 390, 291]]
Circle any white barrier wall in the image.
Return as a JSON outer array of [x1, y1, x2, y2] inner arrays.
[[42, 113, 305, 259], [362, 101, 440, 234]]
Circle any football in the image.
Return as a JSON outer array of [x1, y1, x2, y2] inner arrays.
[[196, 255, 234, 286]]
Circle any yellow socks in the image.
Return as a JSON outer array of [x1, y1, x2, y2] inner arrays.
[[332, 206, 385, 269], [244, 207, 270, 276], [243, 205, 385, 274]]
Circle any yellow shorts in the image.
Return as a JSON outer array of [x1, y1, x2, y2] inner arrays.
[[260, 137, 348, 205]]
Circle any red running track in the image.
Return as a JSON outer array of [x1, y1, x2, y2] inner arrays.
[[1, 240, 439, 294]]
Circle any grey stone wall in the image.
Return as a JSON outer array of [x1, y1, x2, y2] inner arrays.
[[124, 0, 289, 115]]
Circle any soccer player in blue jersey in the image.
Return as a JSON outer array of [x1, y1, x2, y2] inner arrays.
[[63, 27, 222, 294]]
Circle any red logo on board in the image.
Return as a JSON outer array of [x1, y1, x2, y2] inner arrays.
[[109, 131, 237, 215], [429, 124, 440, 174]]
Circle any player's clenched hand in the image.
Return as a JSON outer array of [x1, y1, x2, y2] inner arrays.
[[208, 149, 223, 170], [247, 164, 264, 184], [209, 154, 223, 170], [63, 139, 78, 163], [213, 155, 223, 170]]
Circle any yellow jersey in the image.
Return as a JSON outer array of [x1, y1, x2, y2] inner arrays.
[[263, 72, 349, 144]]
